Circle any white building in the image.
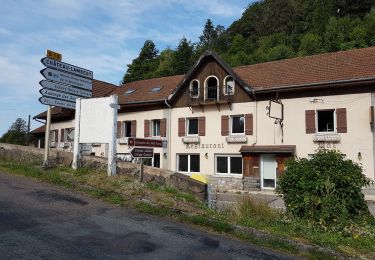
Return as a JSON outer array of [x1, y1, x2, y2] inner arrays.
[[32, 47, 375, 191]]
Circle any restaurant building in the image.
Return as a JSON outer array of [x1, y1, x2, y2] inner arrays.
[[32, 47, 375, 191]]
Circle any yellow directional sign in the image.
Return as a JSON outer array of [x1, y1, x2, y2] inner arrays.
[[46, 49, 62, 61]]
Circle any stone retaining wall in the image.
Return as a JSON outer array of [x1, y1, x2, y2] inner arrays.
[[0, 143, 207, 202]]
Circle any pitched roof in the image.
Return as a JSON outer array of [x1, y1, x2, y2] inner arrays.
[[113, 75, 184, 105], [233, 47, 375, 91], [30, 125, 45, 135], [34, 79, 117, 119]]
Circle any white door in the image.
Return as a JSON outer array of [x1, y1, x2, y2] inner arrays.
[[261, 154, 277, 189]]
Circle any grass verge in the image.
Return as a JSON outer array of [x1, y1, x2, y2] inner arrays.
[[1, 159, 374, 258]]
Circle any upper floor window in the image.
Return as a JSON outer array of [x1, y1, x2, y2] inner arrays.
[[190, 80, 199, 98], [152, 119, 161, 137], [187, 118, 198, 136], [123, 121, 132, 137], [223, 76, 234, 95], [205, 76, 219, 100], [317, 110, 335, 133], [231, 115, 245, 135]]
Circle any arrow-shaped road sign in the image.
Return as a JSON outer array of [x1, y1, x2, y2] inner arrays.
[[40, 88, 82, 103], [41, 68, 93, 91], [41, 57, 93, 79], [39, 80, 92, 98], [39, 96, 76, 109], [130, 148, 154, 158]]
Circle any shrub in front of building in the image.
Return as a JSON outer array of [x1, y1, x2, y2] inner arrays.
[[276, 149, 374, 229]]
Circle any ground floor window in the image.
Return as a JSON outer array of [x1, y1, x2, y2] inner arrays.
[[177, 154, 200, 174], [215, 155, 242, 175]]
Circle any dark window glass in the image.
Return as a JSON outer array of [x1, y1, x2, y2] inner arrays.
[[191, 81, 199, 97], [124, 121, 132, 137], [317, 110, 334, 132], [188, 118, 198, 135], [153, 153, 160, 168], [217, 156, 228, 173], [143, 158, 152, 166], [230, 157, 242, 174], [207, 77, 218, 100], [190, 155, 200, 172], [263, 179, 275, 188], [178, 155, 188, 172], [232, 116, 244, 134]]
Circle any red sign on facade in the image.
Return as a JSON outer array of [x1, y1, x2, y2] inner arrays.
[[128, 138, 163, 148]]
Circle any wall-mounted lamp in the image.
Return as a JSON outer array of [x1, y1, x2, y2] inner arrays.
[[205, 153, 208, 159], [358, 152, 362, 161], [163, 153, 167, 159]]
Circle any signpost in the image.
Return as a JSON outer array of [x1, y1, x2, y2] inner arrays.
[[39, 50, 93, 167], [41, 57, 93, 79], [40, 68, 93, 91], [39, 96, 76, 109], [128, 137, 163, 148], [40, 88, 83, 103], [130, 148, 154, 158], [40, 80, 92, 97]]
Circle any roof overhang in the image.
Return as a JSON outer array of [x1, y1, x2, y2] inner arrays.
[[240, 145, 296, 155]]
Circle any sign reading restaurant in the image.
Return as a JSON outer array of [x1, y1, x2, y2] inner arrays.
[[186, 143, 225, 149]]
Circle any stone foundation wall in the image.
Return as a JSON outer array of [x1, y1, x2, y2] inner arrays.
[[0, 143, 207, 202], [209, 176, 244, 191]]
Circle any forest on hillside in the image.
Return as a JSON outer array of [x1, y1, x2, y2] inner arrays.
[[122, 0, 375, 84]]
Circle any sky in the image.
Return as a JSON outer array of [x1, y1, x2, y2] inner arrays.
[[0, 0, 252, 136]]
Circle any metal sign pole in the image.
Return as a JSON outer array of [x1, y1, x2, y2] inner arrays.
[[43, 105, 51, 167]]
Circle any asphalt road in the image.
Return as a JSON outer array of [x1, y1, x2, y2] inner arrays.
[[0, 172, 296, 260]]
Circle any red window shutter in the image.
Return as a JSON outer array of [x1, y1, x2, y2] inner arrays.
[[116, 121, 122, 138], [178, 118, 185, 137], [160, 118, 167, 137], [305, 110, 316, 134], [336, 108, 347, 133], [198, 117, 205, 136], [144, 120, 150, 137], [131, 120, 137, 137], [60, 129, 65, 142], [221, 115, 229, 136], [245, 114, 253, 135]]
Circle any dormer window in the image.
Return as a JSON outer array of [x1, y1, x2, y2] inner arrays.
[[205, 76, 219, 101], [190, 80, 199, 98], [223, 76, 234, 95]]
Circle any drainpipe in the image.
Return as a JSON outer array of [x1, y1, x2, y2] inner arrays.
[[164, 99, 172, 170], [251, 89, 258, 146]]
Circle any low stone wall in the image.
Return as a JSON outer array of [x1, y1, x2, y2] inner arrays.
[[0, 143, 207, 202]]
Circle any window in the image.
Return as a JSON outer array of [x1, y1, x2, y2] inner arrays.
[[205, 76, 219, 100], [216, 155, 242, 175], [223, 76, 234, 95], [178, 154, 200, 174], [124, 89, 135, 95], [63, 128, 74, 141], [122, 121, 132, 137], [152, 120, 161, 137], [187, 118, 198, 136], [231, 115, 244, 134], [190, 80, 199, 98], [150, 86, 162, 93], [317, 110, 335, 132]]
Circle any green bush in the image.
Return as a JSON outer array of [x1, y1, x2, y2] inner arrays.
[[276, 150, 373, 228]]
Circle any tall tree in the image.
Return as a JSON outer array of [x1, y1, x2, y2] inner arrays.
[[172, 37, 194, 74], [122, 40, 159, 84], [0, 118, 28, 145]]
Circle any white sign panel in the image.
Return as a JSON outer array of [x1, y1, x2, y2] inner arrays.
[[41, 57, 93, 79], [40, 80, 92, 97], [41, 68, 92, 90], [39, 96, 75, 109], [79, 97, 115, 143], [40, 88, 81, 103]]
